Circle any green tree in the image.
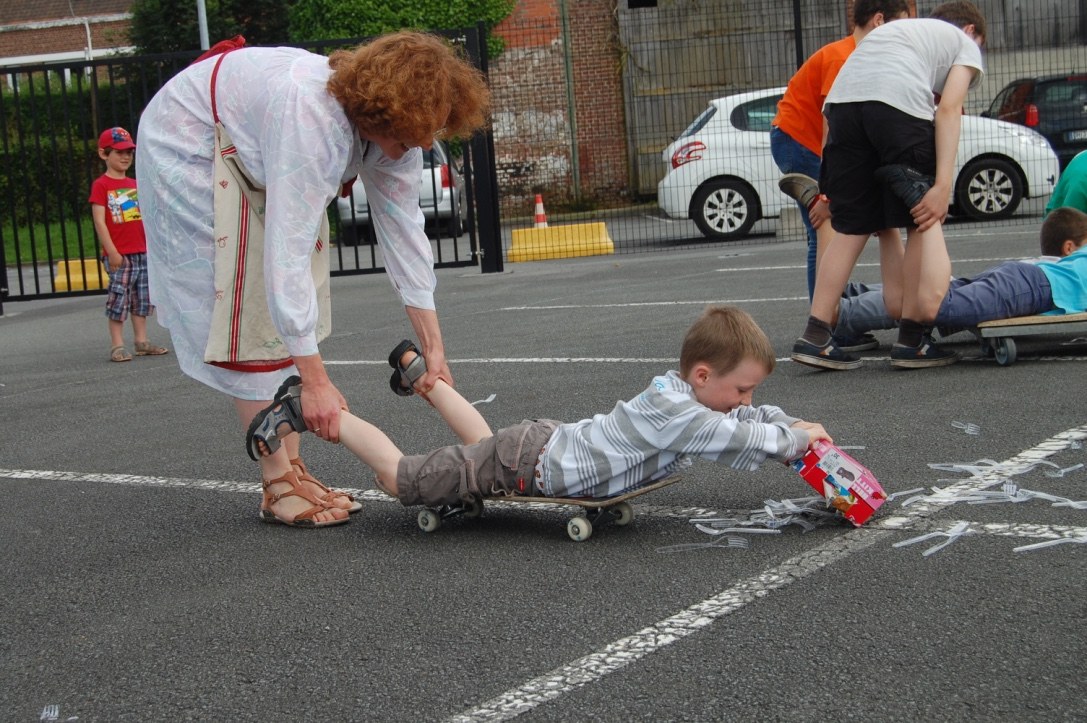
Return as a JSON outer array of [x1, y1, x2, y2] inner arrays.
[[287, 0, 515, 56], [127, 0, 294, 54], [127, 0, 235, 54], [223, 0, 292, 46]]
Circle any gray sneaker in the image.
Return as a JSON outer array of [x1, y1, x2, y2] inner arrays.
[[778, 173, 820, 209]]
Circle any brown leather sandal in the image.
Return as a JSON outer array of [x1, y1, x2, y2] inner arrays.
[[291, 457, 363, 514], [135, 340, 169, 356], [259, 470, 349, 528]]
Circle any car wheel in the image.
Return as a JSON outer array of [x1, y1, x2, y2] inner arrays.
[[690, 179, 758, 240], [954, 158, 1023, 220]]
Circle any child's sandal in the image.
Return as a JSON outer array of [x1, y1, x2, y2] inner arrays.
[[110, 345, 132, 362], [245, 375, 305, 460], [291, 457, 362, 514], [387, 339, 427, 397], [259, 470, 349, 528], [134, 341, 169, 356]]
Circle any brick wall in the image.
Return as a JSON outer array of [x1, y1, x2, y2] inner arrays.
[[0, 20, 130, 60], [491, 0, 629, 215], [568, 0, 629, 207]]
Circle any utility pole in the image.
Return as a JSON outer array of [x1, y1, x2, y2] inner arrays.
[[196, 0, 210, 50]]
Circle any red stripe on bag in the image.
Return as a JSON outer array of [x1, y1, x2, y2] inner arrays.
[[228, 192, 249, 362]]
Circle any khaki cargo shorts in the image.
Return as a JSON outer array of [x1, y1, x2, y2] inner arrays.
[[396, 419, 560, 507]]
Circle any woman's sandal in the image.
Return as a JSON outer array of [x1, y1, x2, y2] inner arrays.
[[291, 457, 363, 514], [110, 345, 132, 362], [259, 470, 349, 528], [245, 375, 305, 460], [388, 339, 428, 397]]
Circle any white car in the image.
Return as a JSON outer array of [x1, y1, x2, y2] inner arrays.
[[657, 87, 1061, 240], [336, 140, 466, 243]]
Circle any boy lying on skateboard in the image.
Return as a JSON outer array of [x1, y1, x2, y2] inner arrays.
[[247, 306, 831, 511], [832, 206, 1087, 342]]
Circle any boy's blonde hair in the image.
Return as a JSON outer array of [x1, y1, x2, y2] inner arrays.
[[679, 306, 776, 377], [327, 31, 490, 147]]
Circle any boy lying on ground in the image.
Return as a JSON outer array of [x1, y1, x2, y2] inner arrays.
[[246, 306, 831, 514], [832, 206, 1087, 342]]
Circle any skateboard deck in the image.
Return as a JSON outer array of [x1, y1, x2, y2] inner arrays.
[[415, 474, 682, 541], [976, 311, 1087, 365]]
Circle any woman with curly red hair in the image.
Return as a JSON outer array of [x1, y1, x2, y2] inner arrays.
[[137, 31, 490, 527]]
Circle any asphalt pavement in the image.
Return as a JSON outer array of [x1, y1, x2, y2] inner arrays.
[[2, 216, 1085, 722]]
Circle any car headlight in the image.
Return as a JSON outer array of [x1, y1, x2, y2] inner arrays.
[[996, 123, 1050, 147]]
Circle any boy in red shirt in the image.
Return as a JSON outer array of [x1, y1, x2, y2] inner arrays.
[[89, 127, 168, 362]]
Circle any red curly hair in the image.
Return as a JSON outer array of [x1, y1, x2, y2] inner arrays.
[[327, 31, 490, 146]]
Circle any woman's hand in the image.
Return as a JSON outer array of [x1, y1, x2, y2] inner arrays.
[[416, 346, 453, 395], [293, 354, 347, 443]]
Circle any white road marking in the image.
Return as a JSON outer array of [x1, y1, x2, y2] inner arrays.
[[325, 353, 1087, 367], [0, 468, 380, 502], [445, 423, 1087, 722], [499, 297, 805, 311], [3, 424, 1084, 723]]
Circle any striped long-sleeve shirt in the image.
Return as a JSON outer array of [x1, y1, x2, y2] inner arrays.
[[537, 370, 810, 498]]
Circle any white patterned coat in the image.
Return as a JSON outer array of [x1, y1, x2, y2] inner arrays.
[[136, 47, 435, 400]]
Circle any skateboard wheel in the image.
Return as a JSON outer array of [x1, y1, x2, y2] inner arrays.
[[567, 516, 593, 542], [613, 501, 634, 526], [994, 338, 1017, 366], [462, 498, 484, 519], [418, 508, 442, 533]]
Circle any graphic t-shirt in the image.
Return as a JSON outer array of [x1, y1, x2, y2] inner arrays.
[[88, 174, 147, 255]]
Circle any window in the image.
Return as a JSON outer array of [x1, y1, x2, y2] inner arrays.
[[730, 94, 782, 132]]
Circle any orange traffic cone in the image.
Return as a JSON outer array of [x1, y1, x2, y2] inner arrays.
[[534, 194, 548, 228]]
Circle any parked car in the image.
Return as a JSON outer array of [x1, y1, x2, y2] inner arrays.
[[336, 140, 467, 243], [982, 73, 1087, 169], [658, 87, 1060, 241]]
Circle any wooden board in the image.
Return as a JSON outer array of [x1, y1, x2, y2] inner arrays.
[[978, 311, 1087, 336]]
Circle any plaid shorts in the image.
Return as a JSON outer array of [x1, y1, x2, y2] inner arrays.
[[103, 252, 154, 321]]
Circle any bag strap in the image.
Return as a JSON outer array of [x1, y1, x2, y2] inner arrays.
[[204, 36, 247, 123]]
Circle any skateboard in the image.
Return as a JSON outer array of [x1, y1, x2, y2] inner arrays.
[[415, 475, 682, 541], [976, 311, 1087, 366]]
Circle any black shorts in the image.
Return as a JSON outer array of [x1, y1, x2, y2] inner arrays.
[[820, 102, 937, 236]]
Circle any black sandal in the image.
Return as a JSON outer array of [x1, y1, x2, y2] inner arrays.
[[245, 375, 305, 460], [388, 339, 428, 397]]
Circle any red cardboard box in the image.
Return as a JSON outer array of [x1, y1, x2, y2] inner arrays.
[[791, 440, 887, 526]]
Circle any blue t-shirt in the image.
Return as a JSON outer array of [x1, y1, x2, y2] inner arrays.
[[1038, 246, 1087, 313]]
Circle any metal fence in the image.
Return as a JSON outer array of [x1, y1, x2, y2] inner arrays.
[[5, 3, 1087, 310], [492, 0, 1087, 258], [0, 27, 498, 312]]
